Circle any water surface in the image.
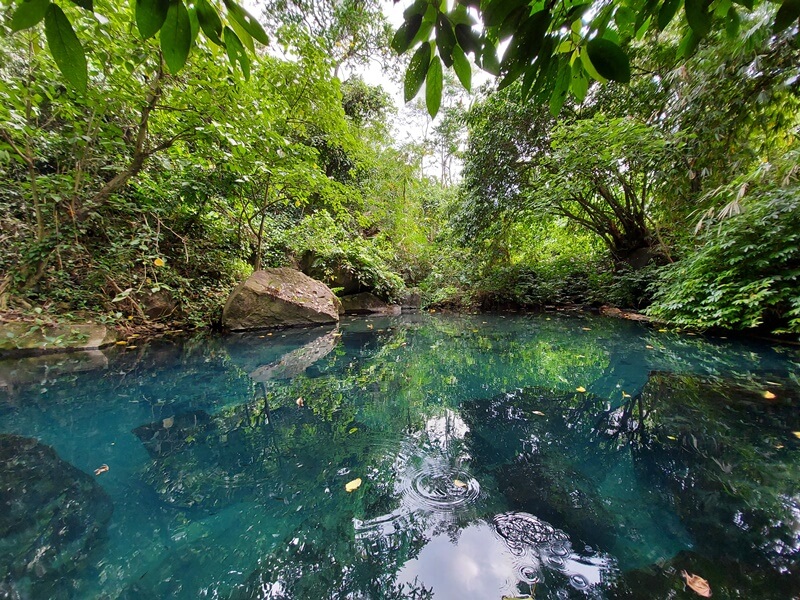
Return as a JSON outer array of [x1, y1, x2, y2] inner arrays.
[[1, 313, 798, 599]]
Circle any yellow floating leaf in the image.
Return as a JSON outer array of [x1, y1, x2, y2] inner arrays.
[[681, 570, 712, 597], [763, 391, 777, 400], [94, 464, 109, 476], [658, 328, 668, 332], [532, 410, 545, 416], [581, 327, 592, 331], [454, 479, 468, 488], [115, 340, 127, 345], [793, 432, 800, 439], [348, 427, 358, 434], [622, 391, 631, 398], [667, 435, 677, 440], [153, 257, 165, 267], [345, 478, 362, 492], [646, 345, 654, 349], [576, 386, 586, 393]]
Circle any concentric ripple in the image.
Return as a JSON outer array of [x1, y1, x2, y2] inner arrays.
[[398, 457, 480, 513]]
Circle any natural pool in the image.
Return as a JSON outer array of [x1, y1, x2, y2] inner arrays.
[[1, 312, 799, 599]]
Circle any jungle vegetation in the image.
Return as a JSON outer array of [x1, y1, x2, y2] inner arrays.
[[0, 0, 798, 334]]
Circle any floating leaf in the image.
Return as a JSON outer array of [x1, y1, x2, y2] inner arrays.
[[162, 416, 174, 428], [793, 431, 800, 439], [454, 479, 468, 488], [576, 386, 586, 393], [646, 345, 654, 349], [348, 427, 358, 434], [94, 464, 109, 476], [153, 257, 165, 267], [763, 390, 777, 400], [296, 397, 304, 407], [532, 410, 545, 416], [345, 478, 362, 492], [581, 327, 592, 331], [622, 391, 631, 398], [667, 435, 677, 440], [681, 570, 712, 597], [115, 340, 128, 345]]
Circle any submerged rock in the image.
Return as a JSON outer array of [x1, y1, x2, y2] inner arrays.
[[0, 434, 113, 596], [340, 292, 401, 315], [222, 268, 342, 331], [0, 321, 115, 356]]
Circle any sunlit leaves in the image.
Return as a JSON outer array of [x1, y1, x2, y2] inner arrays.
[[224, 0, 269, 45], [44, 3, 87, 92], [9, 0, 51, 31], [135, 0, 169, 39], [452, 45, 471, 91], [160, 0, 192, 75]]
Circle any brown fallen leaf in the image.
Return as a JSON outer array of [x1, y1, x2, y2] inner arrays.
[[162, 416, 174, 429], [681, 570, 712, 597], [94, 464, 109, 476], [296, 397, 304, 407], [345, 478, 362, 492]]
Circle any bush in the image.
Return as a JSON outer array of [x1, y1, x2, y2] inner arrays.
[[648, 186, 800, 333]]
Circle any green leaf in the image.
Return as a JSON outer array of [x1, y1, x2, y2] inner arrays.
[[580, 47, 607, 82], [228, 12, 254, 52], [404, 41, 431, 102], [455, 23, 480, 54], [570, 58, 588, 102], [549, 60, 571, 116], [726, 6, 740, 37], [9, 0, 51, 31], [685, 0, 711, 36], [224, 0, 269, 45], [44, 4, 87, 92], [774, 0, 800, 34], [676, 28, 701, 57], [136, 0, 170, 39], [426, 56, 443, 118], [436, 14, 456, 67], [67, 0, 92, 10], [224, 26, 250, 79], [657, 0, 681, 30], [196, 0, 223, 45], [391, 13, 423, 54], [481, 37, 500, 75], [585, 37, 630, 83], [188, 6, 199, 43], [452, 44, 471, 90], [160, 0, 192, 74]]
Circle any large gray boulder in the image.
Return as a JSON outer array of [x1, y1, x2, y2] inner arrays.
[[340, 292, 401, 315], [222, 268, 342, 331]]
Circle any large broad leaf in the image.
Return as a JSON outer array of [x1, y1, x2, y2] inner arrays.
[[228, 13, 254, 52], [224, 26, 250, 79], [454, 23, 480, 54], [570, 58, 589, 102], [426, 56, 443, 118], [160, 0, 192, 74], [580, 47, 607, 83], [436, 14, 456, 67], [657, 0, 681, 29], [224, 0, 269, 45], [136, 0, 170, 39], [44, 4, 87, 92], [585, 37, 630, 83], [9, 0, 51, 31], [684, 0, 711, 36], [67, 0, 92, 10], [452, 45, 471, 91], [549, 60, 571, 116], [196, 0, 223, 45], [774, 0, 800, 33], [391, 13, 423, 54], [404, 42, 431, 102]]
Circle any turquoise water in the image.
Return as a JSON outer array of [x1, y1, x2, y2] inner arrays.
[[1, 312, 799, 599]]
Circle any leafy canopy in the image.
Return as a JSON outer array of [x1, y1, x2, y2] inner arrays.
[[392, 0, 799, 117]]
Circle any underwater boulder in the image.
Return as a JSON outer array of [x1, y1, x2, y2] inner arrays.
[[222, 268, 342, 331], [0, 434, 113, 596]]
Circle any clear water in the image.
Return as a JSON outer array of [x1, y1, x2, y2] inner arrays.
[[1, 312, 799, 599]]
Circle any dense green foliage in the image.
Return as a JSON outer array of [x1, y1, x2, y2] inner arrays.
[[1, 0, 799, 335]]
